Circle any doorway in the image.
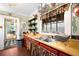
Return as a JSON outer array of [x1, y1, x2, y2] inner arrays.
[[4, 18, 17, 48]]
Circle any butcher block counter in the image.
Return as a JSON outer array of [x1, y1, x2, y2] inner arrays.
[[23, 33, 79, 56]]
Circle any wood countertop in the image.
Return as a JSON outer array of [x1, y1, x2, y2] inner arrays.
[[24, 34, 79, 56]]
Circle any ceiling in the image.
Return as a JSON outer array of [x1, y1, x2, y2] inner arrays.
[[0, 3, 41, 16]]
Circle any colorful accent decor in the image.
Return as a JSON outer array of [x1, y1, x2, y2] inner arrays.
[[73, 5, 79, 17]]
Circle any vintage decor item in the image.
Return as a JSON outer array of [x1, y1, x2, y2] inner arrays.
[[73, 5, 79, 17]]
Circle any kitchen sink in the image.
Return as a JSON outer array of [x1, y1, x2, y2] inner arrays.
[[43, 39, 55, 43], [36, 35, 70, 43], [37, 36, 55, 43]]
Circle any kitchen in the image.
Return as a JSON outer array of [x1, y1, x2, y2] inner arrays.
[[0, 3, 79, 56]]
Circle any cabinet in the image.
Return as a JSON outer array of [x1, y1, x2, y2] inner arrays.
[[31, 42, 39, 56], [23, 36, 70, 56], [38, 46, 57, 56], [30, 42, 56, 56], [24, 37, 32, 51], [39, 42, 58, 56]]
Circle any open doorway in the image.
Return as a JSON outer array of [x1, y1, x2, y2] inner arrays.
[[4, 18, 17, 48]]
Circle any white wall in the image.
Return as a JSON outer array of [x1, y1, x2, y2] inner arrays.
[[0, 16, 4, 50], [20, 17, 29, 37], [36, 12, 42, 33], [16, 18, 20, 40], [64, 4, 72, 35], [30, 9, 42, 33]]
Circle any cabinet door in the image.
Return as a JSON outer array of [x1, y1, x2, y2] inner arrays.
[[48, 51, 57, 56], [27, 40, 31, 50], [43, 49, 57, 56], [38, 46, 57, 56], [31, 42, 39, 56], [24, 39, 27, 47], [39, 43, 58, 56], [24, 36, 29, 47]]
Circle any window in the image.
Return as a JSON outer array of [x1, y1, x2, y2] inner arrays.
[[58, 21, 64, 33], [51, 22, 56, 33], [42, 20, 64, 33], [42, 13, 64, 33], [47, 23, 50, 33], [44, 23, 47, 33]]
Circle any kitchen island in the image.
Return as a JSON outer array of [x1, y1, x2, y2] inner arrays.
[[23, 33, 79, 56]]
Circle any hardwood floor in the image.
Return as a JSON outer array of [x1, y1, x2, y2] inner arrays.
[[0, 46, 30, 56]]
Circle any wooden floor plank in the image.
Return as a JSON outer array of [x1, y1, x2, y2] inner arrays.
[[0, 46, 30, 56]]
